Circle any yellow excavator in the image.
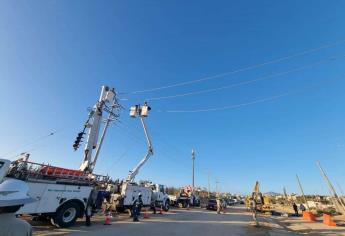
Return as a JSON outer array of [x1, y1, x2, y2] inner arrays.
[[246, 181, 272, 212]]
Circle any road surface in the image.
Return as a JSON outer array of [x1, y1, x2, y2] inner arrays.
[[31, 206, 313, 236]]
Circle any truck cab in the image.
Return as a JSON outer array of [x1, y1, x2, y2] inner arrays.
[[150, 183, 170, 211]]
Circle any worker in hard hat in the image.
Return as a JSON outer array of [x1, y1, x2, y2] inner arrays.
[[0, 179, 36, 236], [132, 193, 143, 222]]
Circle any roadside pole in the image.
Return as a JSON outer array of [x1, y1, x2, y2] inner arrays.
[[207, 170, 211, 198], [192, 149, 195, 189], [316, 161, 345, 213], [296, 174, 310, 210]]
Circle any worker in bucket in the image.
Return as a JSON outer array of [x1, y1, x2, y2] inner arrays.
[[0, 179, 37, 236]]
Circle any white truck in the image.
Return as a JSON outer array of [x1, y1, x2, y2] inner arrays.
[[106, 103, 170, 212], [0, 85, 120, 227]]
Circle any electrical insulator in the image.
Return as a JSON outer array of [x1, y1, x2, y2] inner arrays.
[[73, 132, 85, 151]]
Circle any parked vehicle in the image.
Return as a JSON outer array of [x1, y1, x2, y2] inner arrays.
[[172, 186, 200, 208], [206, 199, 217, 211], [0, 86, 119, 227], [227, 199, 236, 206]]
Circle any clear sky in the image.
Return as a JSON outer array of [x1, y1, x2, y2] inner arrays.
[[1, 0, 345, 195]]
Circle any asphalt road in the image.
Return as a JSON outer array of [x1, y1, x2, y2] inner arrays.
[[32, 205, 279, 236]]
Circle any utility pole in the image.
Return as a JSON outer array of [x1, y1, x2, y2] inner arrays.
[[296, 174, 310, 210], [192, 149, 195, 189], [316, 161, 345, 212], [336, 182, 345, 196], [216, 181, 220, 194], [207, 170, 211, 197], [283, 187, 288, 203]]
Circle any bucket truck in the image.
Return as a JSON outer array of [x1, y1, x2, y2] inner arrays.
[[106, 103, 170, 212], [0, 85, 120, 227]]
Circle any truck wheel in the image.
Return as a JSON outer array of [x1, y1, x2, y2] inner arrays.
[[53, 202, 80, 228], [163, 200, 169, 212]]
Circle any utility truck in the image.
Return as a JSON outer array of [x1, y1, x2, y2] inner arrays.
[[105, 103, 170, 213], [0, 85, 120, 227], [172, 185, 200, 208]]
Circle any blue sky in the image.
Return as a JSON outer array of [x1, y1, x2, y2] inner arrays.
[[1, 0, 345, 195]]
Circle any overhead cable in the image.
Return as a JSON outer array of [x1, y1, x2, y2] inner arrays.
[[1, 131, 56, 158], [145, 54, 344, 101], [127, 39, 345, 94], [158, 75, 344, 113]]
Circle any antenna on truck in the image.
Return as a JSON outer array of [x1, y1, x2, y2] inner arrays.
[[77, 86, 121, 173], [125, 102, 153, 182]]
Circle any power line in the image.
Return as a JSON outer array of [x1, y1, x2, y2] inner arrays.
[[1, 131, 57, 158], [126, 39, 345, 94], [158, 74, 344, 113], [145, 54, 345, 101]]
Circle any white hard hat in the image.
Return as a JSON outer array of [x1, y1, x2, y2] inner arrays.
[[0, 179, 36, 207]]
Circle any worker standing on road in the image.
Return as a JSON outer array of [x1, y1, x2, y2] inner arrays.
[[292, 202, 298, 216], [249, 197, 259, 227], [132, 193, 143, 222], [216, 195, 222, 214], [299, 203, 306, 213], [0, 179, 37, 236], [138, 193, 143, 216]]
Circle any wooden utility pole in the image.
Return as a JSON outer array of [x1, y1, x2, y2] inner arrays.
[[206, 170, 211, 197], [192, 149, 195, 189], [316, 161, 345, 213], [296, 174, 310, 210]]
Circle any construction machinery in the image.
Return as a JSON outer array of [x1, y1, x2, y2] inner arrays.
[[106, 103, 170, 212], [250, 181, 272, 212], [0, 85, 120, 227], [172, 185, 200, 208]]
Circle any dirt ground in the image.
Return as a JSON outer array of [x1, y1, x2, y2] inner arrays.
[[31, 205, 345, 236]]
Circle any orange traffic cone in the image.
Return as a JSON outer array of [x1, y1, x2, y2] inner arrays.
[[143, 209, 150, 219], [323, 214, 337, 226], [159, 206, 163, 214], [302, 211, 316, 221], [104, 213, 111, 225]]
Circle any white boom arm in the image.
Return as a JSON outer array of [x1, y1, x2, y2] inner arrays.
[[79, 86, 118, 172], [125, 103, 153, 182]]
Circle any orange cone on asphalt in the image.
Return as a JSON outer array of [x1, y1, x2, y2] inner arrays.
[[159, 206, 163, 214], [302, 211, 316, 221], [323, 214, 337, 226], [104, 213, 111, 225], [144, 209, 150, 219]]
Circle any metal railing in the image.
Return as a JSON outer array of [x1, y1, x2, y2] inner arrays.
[[7, 159, 112, 185]]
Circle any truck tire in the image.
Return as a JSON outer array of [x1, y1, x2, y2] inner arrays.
[[53, 202, 80, 228], [163, 200, 169, 212]]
